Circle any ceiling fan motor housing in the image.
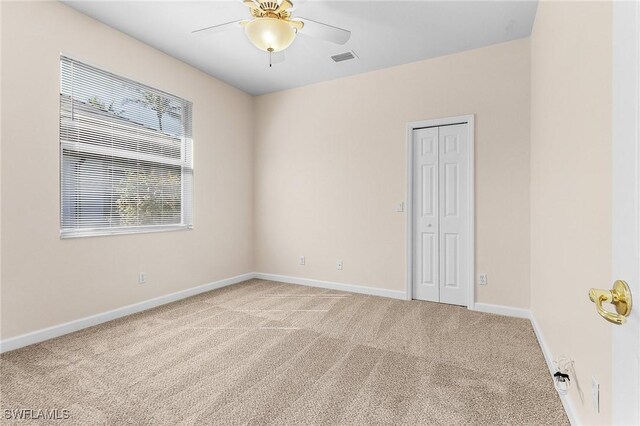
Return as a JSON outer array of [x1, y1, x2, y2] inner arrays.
[[250, 0, 292, 19], [259, 2, 280, 12]]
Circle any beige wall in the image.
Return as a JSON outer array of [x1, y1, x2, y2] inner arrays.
[[254, 39, 531, 308], [530, 1, 612, 424], [0, 1, 254, 339], [1, 2, 532, 341]]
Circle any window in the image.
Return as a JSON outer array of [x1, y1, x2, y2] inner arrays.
[[59, 56, 193, 238]]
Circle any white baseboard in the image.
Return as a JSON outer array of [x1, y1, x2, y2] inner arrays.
[[1, 272, 406, 353], [473, 302, 531, 319], [0, 272, 255, 354], [472, 304, 577, 424], [530, 312, 579, 426], [253, 272, 407, 300]]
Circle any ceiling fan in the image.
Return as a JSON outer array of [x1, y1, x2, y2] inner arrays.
[[192, 0, 351, 66]]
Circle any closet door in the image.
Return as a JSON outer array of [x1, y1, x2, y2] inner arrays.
[[438, 124, 468, 306], [413, 127, 440, 302]]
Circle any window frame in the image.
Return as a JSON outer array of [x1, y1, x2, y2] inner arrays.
[[59, 55, 194, 239]]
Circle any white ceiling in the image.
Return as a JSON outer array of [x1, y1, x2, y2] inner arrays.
[[62, 0, 538, 96]]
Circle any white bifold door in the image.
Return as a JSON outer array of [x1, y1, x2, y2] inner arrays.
[[413, 123, 469, 306]]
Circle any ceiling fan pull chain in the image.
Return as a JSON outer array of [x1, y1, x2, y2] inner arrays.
[[268, 47, 273, 67]]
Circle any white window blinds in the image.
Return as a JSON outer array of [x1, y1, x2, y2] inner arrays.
[[60, 56, 193, 238]]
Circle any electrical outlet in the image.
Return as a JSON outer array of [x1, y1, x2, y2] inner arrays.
[[299, 256, 305, 266], [479, 273, 488, 285], [337, 260, 343, 270], [138, 272, 147, 284], [592, 377, 600, 413]]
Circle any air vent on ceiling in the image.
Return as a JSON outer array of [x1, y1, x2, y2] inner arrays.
[[331, 51, 358, 63]]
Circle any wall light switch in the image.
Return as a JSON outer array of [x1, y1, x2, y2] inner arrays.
[[138, 272, 147, 284], [395, 202, 404, 212], [299, 256, 305, 266], [337, 260, 343, 270]]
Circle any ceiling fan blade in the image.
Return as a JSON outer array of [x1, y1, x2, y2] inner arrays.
[[288, 0, 308, 12], [191, 20, 245, 36], [298, 17, 351, 45], [242, 0, 260, 11]]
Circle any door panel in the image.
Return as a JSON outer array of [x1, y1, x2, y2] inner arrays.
[[439, 124, 468, 306], [444, 133, 459, 154], [421, 232, 436, 285], [443, 233, 459, 288], [413, 128, 439, 302], [421, 164, 436, 216], [413, 123, 469, 306], [612, 2, 640, 423], [444, 163, 459, 216]]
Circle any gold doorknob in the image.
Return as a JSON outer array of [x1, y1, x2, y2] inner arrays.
[[588, 280, 633, 325]]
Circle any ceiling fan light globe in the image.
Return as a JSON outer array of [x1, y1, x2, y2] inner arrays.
[[244, 17, 296, 53]]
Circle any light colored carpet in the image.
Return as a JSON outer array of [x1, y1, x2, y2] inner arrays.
[[1, 279, 568, 425]]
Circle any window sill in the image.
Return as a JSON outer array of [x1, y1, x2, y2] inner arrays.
[[60, 224, 193, 239]]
